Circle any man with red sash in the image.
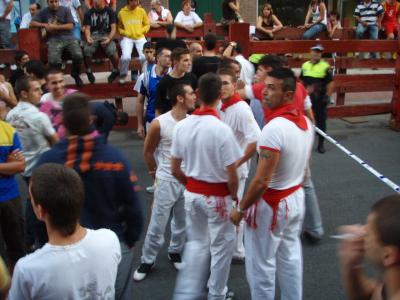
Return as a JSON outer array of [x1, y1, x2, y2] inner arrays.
[[217, 68, 261, 262], [171, 73, 243, 300], [231, 68, 314, 300]]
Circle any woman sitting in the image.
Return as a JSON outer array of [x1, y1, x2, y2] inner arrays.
[[174, 0, 203, 33], [255, 3, 283, 39], [302, 0, 327, 40]]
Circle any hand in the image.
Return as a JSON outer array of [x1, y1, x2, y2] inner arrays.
[[236, 79, 245, 90], [305, 24, 312, 29], [137, 125, 145, 139], [337, 225, 366, 269], [7, 150, 24, 163], [230, 208, 244, 226], [186, 26, 194, 32], [87, 36, 94, 44], [266, 30, 274, 38], [101, 37, 111, 46], [46, 23, 57, 32]]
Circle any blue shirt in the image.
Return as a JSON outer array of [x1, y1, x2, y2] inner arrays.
[[0, 121, 22, 202]]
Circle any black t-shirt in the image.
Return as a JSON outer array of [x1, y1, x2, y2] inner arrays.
[[155, 72, 197, 114], [222, 0, 237, 20], [83, 7, 117, 35], [9, 68, 25, 88], [156, 38, 187, 52], [192, 56, 221, 79]]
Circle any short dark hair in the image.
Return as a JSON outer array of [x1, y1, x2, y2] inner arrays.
[[168, 83, 190, 106], [328, 11, 340, 19], [217, 67, 237, 83], [31, 2, 41, 9], [62, 93, 92, 136], [171, 47, 190, 62], [143, 41, 155, 50], [116, 111, 129, 125], [198, 73, 222, 105], [219, 58, 241, 70], [46, 68, 63, 80], [15, 75, 37, 98], [258, 55, 283, 70], [156, 47, 170, 57], [371, 194, 400, 249], [267, 68, 296, 92], [30, 163, 84, 237], [204, 34, 217, 51], [25, 60, 48, 79], [14, 50, 28, 64]]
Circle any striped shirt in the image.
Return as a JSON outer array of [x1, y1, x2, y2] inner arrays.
[[354, 1, 384, 25]]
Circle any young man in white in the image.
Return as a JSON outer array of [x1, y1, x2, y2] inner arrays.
[[230, 68, 314, 300], [171, 73, 243, 300], [134, 83, 197, 281], [174, 0, 203, 32], [217, 68, 261, 262], [148, 0, 173, 29], [8, 163, 121, 300]]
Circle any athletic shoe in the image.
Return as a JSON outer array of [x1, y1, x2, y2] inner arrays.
[[72, 75, 84, 87], [107, 70, 120, 83], [168, 252, 183, 270], [119, 77, 126, 85], [226, 290, 235, 300], [231, 256, 245, 265], [133, 263, 154, 281], [146, 184, 155, 194], [302, 231, 322, 245], [86, 72, 95, 84]]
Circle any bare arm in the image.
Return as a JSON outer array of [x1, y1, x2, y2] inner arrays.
[[256, 16, 271, 35], [236, 142, 257, 168], [1, 0, 13, 19], [229, 1, 240, 12], [171, 157, 186, 185], [46, 133, 59, 146], [305, 108, 315, 124], [143, 120, 160, 179], [0, 83, 17, 108], [271, 15, 283, 32], [192, 21, 203, 29], [226, 162, 239, 200], [326, 81, 334, 97], [77, 6, 83, 23], [136, 93, 145, 139], [304, 6, 312, 26], [0, 150, 25, 176], [108, 23, 116, 40], [315, 3, 326, 24], [84, 23, 92, 41], [222, 42, 235, 58]]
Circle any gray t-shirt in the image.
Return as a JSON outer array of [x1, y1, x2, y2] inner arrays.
[[32, 6, 74, 40]]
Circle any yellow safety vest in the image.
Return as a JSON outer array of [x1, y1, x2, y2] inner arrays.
[[301, 60, 330, 79]]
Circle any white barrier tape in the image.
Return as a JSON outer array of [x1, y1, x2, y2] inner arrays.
[[314, 127, 400, 194]]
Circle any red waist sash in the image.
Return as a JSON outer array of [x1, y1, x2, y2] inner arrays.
[[186, 177, 230, 197]]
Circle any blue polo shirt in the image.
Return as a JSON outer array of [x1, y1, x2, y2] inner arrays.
[[0, 121, 22, 202]]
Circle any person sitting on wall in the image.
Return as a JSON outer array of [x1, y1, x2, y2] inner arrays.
[[148, 0, 173, 29], [174, 0, 203, 33], [255, 3, 283, 40]]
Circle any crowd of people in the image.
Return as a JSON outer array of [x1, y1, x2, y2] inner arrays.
[[0, 1, 400, 300]]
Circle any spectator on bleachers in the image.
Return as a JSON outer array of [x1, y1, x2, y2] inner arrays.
[[327, 11, 342, 39], [9, 50, 30, 88], [221, 0, 243, 25], [354, 0, 384, 59], [222, 41, 255, 85], [256, 3, 283, 40], [83, 0, 119, 84], [0, 0, 13, 49], [85, 0, 116, 11], [189, 42, 203, 61], [302, 0, 328, 40], [60, 0, 83, 40], [25, 60, 48, 93], [174, 0, 203, 33], [148, 0, 173, 29], [155, 24, 187, 52], [192, 33, 220, 78], [382, 0, 400, 41], [0, 75, 17, 119], [20, 3, 41, 29], [117, 0, 150, 85], [30, 0, 84, 87]]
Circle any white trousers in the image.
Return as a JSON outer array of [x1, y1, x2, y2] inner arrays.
[[141, 179, 186, 264], [120, 36, 147, 76], [233, 177, 246, 258], [245, 188, 305, 300], [173, 191, 235, 300]]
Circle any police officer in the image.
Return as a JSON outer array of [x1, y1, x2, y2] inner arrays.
[[300, 44, 334, 153]]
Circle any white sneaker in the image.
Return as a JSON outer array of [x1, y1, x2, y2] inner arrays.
[[133, 263, 154, 282], [168, 253, 184, 270], [146, 184, 155, 194]]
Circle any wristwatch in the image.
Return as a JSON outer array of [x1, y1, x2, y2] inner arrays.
[[236, 206, 245, 214]]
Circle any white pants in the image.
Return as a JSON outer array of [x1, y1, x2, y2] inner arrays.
[[141, 179, 186, 264], [233, 177, 246, 258], [245, 188, 305, 300], [120, 36, 147, 76], [173, 191, 235, 300]]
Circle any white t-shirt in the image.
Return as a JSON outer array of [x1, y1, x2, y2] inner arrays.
[[0, 0, 11, 20], [235, 55, 255, 85], [6, 101, 56, 177], [19, 12, 32, 29], [59, 0, 81, 24], [8, 228, 121, 300], [258, 117, 314, 189], [171, 114, 243, 183], [149, 6, 171, 23], [218, 100, 261, 178], [174, 11, 202, 26]]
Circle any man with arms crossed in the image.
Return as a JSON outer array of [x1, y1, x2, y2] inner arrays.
[[171, 73, 242, 300], [231, 68, 314, 300], [134, 83, 196, 281]]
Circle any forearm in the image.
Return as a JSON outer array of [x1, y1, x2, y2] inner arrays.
[[239, 178, 267, 210], [0, 94, 17, 107], [144, 153, 157, 177], [3, 3, 13, 18], [136, 96, 144, 127], [193, 22, 203, 29], [326, 81, 334, 97], [108, 25, 116, 40], [174, 22, 186, 30], [172, 168, 186, 185], [222, 44, 234, 58], [237, 143, 256, 167], [84, 26, 91, 40], [0, 161, 25, 176], [305, 108, 315, 124], [341, 265, 375, 300], [55, 23, 74, 30], [29, 20, 45, 28]]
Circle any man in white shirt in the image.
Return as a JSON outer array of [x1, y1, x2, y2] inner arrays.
[[217, 68, 261, 262], [133, 83, 196, 281], [171, 73, 243, 300], [0, 0, 13, 48], [230, 68, 314, 300], [8, 163, 121, 300], [19, 3, 40, 29], [174, 0, 203, 32], [148, 0, 173, 28]]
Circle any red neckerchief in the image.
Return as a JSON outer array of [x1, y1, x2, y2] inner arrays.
[[192, 107, 220, 119], [220, 93, 243, 112], [267, 103, 308, 130]]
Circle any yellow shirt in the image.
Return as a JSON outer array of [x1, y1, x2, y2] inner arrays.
[[0, 257, 10, 291], [118, 6, 150, 40]]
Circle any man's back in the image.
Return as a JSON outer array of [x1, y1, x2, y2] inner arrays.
[[8, 229, 121, 300]]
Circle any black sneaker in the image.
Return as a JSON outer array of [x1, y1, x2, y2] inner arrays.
[[72, 75, 84, 87], [168, 252, 183, 270], [107, 70, 120, 83], [86, 72, 95, 84], [133, 263, 154, 281]]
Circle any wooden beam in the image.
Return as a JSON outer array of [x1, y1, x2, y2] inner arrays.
[[66, 83, 137, 99], [328, 103, 392, 118]]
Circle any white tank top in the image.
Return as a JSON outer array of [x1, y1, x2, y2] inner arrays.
[[311, 3, 327, 26], [155, 111, 183, 182]]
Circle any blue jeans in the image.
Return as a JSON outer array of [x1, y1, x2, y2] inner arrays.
[[72, 23, 81, 40], [303, 23, 327, 40], [303, 171, 324, 237], [356, 23, 379, 58], [0, 19, 11, 48]]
